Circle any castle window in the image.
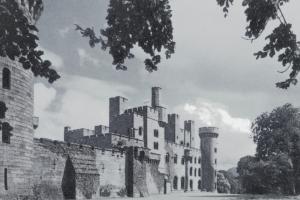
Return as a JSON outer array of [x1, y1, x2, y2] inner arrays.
[[214, 148, 217, 153], [153, 142, 159, 150], [194, 157, 196, 163], [198, 180, 201, 190], [194, 168, 197, 176], [190, 180, 193, 191], [181, 177, 185, 189], [181, 157, 184, 165], [2, 68, 11, 89], [165, 153, 170, 163], [180, 141, 184, 145], [215, 170, 217, 176], [186, 142, 189, 147], [173, 176, 178, 190], [0, 101, 7, 119], [189, 167, 193, 176], [154, 129, 159, 137], [215, 159, 217, 165], [174, 154, 177, 164], [138, 127, 143, 136], [198, 157, 201, 164], [4, 168, 8, 190], [2, 122, 13, 144], [198, 168, 201, 177]]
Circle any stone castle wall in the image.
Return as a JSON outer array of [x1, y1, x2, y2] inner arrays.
[[30, 138, 126, 199], [0, 57, 35, 197]]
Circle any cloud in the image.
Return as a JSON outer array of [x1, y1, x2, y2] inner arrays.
[[58, 26, 71, 38], [34, 75, 135, 140], [176, 99, 255, 170], [77, 48, 100, 66], [39, 47, 64, 69]]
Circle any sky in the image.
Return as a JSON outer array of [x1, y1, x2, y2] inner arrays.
[[33, 0, 300, 170]]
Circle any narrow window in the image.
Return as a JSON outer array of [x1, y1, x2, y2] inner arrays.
[[165, 153, 169, 163], [4, 168, 8, 190], [198, 180, 201, 190], [154, 129, 159, 137], [181, 157, 184, 165], [190, 180, 193, 191], [189, 167, 193, 176], [138, 127, 143, 136], [181, 177, 185, 189], [194, 168, 197, 176], [215, 159, 217, 165], [173, 176, 178, 190], [198, 168, 201, 177], [194, 157, 196, 163], [198, 157, 201, 164], [174, 154, 177, 164], [186, 142, 189, 147], [2, 122, 13, 144], [0, 101, 7, 119], [214, 148, 217, 153], [153, 142, 159, 150], [2, 68, 11, 89]]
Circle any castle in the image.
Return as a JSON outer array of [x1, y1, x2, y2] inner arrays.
[[0, 1, 219, 199]]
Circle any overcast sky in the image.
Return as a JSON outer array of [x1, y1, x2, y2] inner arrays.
[[33, 0, 300, 170]]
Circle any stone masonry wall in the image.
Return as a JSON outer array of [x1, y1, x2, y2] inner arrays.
[[31, 138, 126, 199]]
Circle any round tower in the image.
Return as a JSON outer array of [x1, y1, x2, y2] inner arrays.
[[199, 127, 219, 192], [0, 0, 42, 196]]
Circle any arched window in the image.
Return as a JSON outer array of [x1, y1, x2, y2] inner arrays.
[[2, 68, 11, 89], [165, 153, 170, 163], [194, 168, 197, 176], [174, 154, 177, 164], [194, 157, 196, 163], [198, 157, 201, 164], [198, 168, 201, 177], [190, 180, 193, 191], [173, 176, 178, 190], [0, 101, 7, 119], [180, 177, 185, 189], [198, 180, 201, 190], [189, 167, 193, 176]]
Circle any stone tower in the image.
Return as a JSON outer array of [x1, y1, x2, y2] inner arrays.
[[199, 127, 219, 192], [0, 0, 42, 196]]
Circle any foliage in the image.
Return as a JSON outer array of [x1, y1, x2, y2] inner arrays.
[[217, 171, 231, 193], [75, 0, 175, 72], [217, 0, 300, 89], [237, 154, 295, 194], [100, 184, 113, 197], [0, 0, 60, 83], [219, 169, 241, 194], [251, 103, 300, 160]]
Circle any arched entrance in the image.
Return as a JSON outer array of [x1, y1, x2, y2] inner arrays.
[[62, 156, 76, 199]]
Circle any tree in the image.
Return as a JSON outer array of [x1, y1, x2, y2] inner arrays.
[[0, 0, 60, 83], [237, 154, 295, 194], [77, 0, 300, 89], [248, 103, 300, 194], [218, 0, 300, 89], [217, 171, 231, 193], [75, 0, 175, 72]]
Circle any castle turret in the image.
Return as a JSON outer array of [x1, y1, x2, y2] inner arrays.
[[184, 120, 195, 148], [199, 127, 219, 192], [151, 87, 161, 108], [0, 0, 43, 196], [109, 96, 128, 127]]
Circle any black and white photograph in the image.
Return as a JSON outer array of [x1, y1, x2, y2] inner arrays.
[[1, 0, 300, 199]]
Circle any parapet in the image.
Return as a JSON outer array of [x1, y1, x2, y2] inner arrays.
[[199, 127, 219, 138]]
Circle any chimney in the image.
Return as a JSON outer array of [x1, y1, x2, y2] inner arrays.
[[151, 87, 161, 108]]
